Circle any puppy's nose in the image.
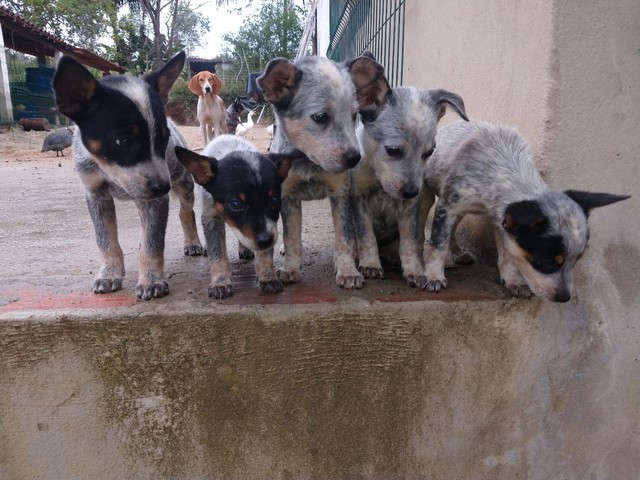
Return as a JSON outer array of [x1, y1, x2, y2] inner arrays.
[[205, 86, 211, 93], [149, 181, 170, 197], [401, 186, 420, 199], [554, 290, 571, 303], [344, 149, 361, 169], [256, 232, 274, 249]]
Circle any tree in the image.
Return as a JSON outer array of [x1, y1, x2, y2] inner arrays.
[[5, 0, 118, 56], [111, 0, 209, 69], [221, 0, 306, 70]]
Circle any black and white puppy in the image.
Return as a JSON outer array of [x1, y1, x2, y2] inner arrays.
[[257, 54, 388, 289], [353, 67, 468, 286], [422, 120, 630, 302], [175, 136, 295, 298], [53, 52, 204, 300]]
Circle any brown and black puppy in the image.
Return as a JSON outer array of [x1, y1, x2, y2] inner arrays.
[[176, 135, 295, 298]]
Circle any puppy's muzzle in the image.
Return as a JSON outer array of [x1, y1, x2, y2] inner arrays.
[[345, 149, 361, 169], [204, 86, 211, 94], [401, 185, 420, 199], [256, 232, 275, 250], [553, 288, 571, 303], [149, 181, 171, 197]]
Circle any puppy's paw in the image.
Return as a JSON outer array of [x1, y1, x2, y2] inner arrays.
[[503, 282, 533, 299], [238, 245, 255, 260], [405, 274, 426, 289], [136, 280, 169, 300], [336, 270, 364, 290], [422, 277, 448, 293], [92, 276, 123, 294], [209, 283, 234, 299], [359, 265, 384, 280], [278, 269, 302, 283], [259, 279, 283, 294], [184, 244, 205, 256]]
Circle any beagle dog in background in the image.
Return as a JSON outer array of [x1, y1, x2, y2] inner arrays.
[[189, 71, 228, 146]]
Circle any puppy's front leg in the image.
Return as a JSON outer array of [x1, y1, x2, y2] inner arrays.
[[86, 191, 125, 293], [398, 192, 432, 287], [254, 247, 283, 294], [279, 196, 303, 283], [494, 227, 532, 299], [330, 194, 363, 289], [202, 212, 233, 299], [170, 174, 204, 256], [423, 201, 456, 292], [135, 197, 170, 300], [353, 194, 384, 279]]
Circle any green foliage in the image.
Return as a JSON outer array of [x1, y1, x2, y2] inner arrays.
[[5, 0, 212, 72], [5, 0, 117, 55], [221, 0, 306, 69], [218, 81, 247, 106], [166, 76, 197, 125]]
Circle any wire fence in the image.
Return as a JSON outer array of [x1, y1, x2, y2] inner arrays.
[[0, 46, 69, 126], [326, 0, 405, 87]]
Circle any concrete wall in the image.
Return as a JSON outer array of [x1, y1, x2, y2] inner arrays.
[[403, 0, 554, 158], [1, 1, 639, 478], [4, 298, 637, 480]]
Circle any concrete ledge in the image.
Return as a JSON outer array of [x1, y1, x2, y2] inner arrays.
[[2, 297, 559, 479]]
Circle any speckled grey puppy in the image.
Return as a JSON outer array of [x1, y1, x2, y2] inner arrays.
[[422, 120, 630, 302]]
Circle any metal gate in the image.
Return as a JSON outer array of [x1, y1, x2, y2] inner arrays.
[[327, 0, 405, 87]]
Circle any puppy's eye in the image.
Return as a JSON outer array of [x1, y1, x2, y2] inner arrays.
[[228, 198, 245, 212], [359, 109, 376, 123], [532, 257, 562, 274], [422, 146, 435, 160], [270, 194, 281, 206], [384, 146, 403, 158], [311, 112, 329, 124], [115, 137, 132, 149]]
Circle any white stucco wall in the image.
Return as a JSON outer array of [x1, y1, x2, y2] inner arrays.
[[403, 0, 554, 158]]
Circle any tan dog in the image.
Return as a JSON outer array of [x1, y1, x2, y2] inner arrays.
[[188, 71, 228, 146]]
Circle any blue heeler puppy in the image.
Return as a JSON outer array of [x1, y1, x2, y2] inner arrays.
[[257, 54, 389, 289], [53, 52, 204, 300], [352, 56, 468, 287], [422, 120, 630, 302]]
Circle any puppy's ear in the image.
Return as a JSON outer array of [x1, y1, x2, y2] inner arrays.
[[258, 58, 302, 108], [502, 200, 548, 235], [348, 55, 390, 121], [430, 90, 469, 121], [175, 146, 218, 186], [361, 51, 377, 61], [564, 190, 631, 216], [144, 51, 186, 105], [267, 152, 300, 181], [53, 56, 100, 122]]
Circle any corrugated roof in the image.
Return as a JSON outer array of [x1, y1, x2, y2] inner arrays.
[[0, 5, 125, 73]]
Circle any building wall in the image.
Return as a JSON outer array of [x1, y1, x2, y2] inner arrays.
[[403, 0, 554, 157]]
